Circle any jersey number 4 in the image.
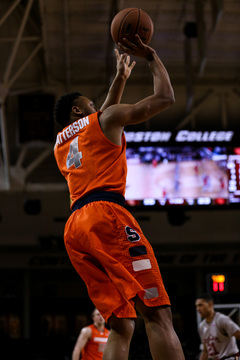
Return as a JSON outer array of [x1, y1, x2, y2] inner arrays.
[[66, 137, 82, 169]]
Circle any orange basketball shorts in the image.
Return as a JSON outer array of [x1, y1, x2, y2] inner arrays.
[[64, 201, 170, 322]]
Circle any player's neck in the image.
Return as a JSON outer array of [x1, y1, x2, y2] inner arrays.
[[206, 310, 215, 323], [94, 322, 104, 332]]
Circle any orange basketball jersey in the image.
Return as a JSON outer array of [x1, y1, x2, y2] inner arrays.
[[81, 324, 109, 360], [54, 112, 127, 209]]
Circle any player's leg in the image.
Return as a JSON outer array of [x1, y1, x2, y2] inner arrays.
[[135, 296, 185, 360], [102, 313, 135, 360]]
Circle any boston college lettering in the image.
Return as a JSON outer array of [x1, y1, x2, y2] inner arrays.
[[175, 130, 234, 142], [124, 130, 235, 143], [55, 116, 89, 146]]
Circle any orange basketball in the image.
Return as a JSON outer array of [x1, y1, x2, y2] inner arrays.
[[110, 8, 154, 45]]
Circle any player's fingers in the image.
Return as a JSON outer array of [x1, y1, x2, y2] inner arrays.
[[117, 43, 130, 53], [114, 48, 121, 60], [117, 39, 137, 54], [122, 37, 137, 49], [134, 34, 145, 48], [125, 55, 130, 65], [129, 61, 136, 70]]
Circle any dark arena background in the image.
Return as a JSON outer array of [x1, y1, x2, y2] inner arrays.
[[0, 1, 240, 359]]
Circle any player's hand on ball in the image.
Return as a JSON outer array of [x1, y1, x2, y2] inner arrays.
[[118, 34, 155, 61]]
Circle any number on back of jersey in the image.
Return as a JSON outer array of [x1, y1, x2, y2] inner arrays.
[[66, 137, 82, 169]]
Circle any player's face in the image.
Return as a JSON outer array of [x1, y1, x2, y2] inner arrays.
[[75, 96, 98, 117], [195, 299, 213, 319], [92, 309, 105, 325]]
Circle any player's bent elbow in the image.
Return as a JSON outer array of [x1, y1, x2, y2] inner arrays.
[[167, 93, 175, 106], [168, 87, 175, 104], [160, 93, 175, 109]]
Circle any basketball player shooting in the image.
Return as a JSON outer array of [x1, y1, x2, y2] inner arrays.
[[54, 28, 185, 360]]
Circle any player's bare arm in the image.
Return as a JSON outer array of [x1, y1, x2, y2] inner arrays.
[[100, 49, 136, 111], [72, 326, 92, 360], [99, 35, 174, 145], [116, 34, 175, 122], [233, 329, 240, 340], [199, 344, 208, 360]]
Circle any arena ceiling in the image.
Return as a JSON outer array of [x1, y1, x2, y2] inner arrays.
[[0, 0, 240, 193]]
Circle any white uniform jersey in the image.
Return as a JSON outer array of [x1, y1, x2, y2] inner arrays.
[[198, 312, 240, 360]]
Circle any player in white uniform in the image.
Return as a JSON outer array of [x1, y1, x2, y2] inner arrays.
[[196, 294, 240, 360]]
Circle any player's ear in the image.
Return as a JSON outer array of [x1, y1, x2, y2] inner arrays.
[[72, 106, 82, 115], [209, 300, 214, 307]]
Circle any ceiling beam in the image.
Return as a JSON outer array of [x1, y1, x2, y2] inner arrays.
[[63, 0, 71, 90], [0, 36, 40, 42], [195, 0, 207, 76], [7, 42, 43, 89], [24, 148, 52, 180], [0, 0, 22, 27], [183, 36, 194, 113], [0, 103, 10, 189], [105, 0, 119, 86], [175, 89, 215, 130], [210, 0, 223, 33], [3, 0, 34, 85]]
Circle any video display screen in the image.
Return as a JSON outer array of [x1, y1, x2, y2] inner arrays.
[[124, 130, 240, 207]]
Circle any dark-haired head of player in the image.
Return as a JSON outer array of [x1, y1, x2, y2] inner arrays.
[[54, 91, 98, 128], [195, 293, 214, 320]]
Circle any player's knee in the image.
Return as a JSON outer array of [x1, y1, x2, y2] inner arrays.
[[136, 298, 173, 329], [147, 306, 173, 327], [108, 315, 135, 339]]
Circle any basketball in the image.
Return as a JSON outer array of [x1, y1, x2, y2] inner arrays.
[[110, 8, 154, 45]]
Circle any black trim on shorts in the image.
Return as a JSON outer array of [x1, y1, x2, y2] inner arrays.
[[129, 246, 147, 257], [71, 191, 125, 212]]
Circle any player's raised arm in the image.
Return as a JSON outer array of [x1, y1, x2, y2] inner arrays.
[[99, 35, 174, 141], [100, 49, 136, 111], [118, 35, 174, 123]]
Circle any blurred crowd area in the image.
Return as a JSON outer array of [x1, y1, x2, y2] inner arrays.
[[0, 311, 200, 360]]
